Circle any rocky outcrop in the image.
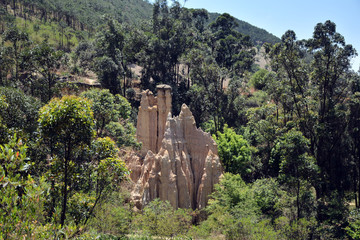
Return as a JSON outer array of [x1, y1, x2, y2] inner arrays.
[[136, 84, 172, 155], [129, 86, 222, 210]]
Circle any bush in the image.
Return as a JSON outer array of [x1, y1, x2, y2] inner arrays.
[[134, 199, 192, 238], [214, 125, 252, 178], [250, 69, 269, 90], [275, 217, 316, 240], [0, 134, 49, 239], [88, 191, 134, 237], [252, 178, 289, 221]]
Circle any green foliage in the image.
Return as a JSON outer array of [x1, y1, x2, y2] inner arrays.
[[266, 21, 357, 202], [81, 89, 128, 134], [21, 0, 152, 29], [275, 217, 316, 240], [38, 95, 94, 150], [93, 16, 135, 95], [0, 87, 41, 138], [197, 173, 280, 240], [38, 95, 129, 229], [0, 134, 49, 239], [270, 130, 318, 220], [316, 191, 349, 238], [2, 26, 30, 84], [250, 69, 270, 90], [208, 12, 280, 45], [207, 173, 259, 218], [14, 17, 81, 51], [31, 40, 65, 102], [252, 178, 289, 220], [134, 199, 192, 238], [345, 209, 360, 239], [81, 88, 139, 148], [89, 191, 133, 236], [93, 137, 129, 188], [210, 13, 255, 76], [214, 124, 252, 177], [38, 95, 95, 225], [0, 95, 8, 143], [186, 84, 210, 127]]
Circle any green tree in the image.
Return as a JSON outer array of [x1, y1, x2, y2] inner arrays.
[[197, 173, 278, 240], [80, 89, 139, 148], [250, 69, 269, 90], [139, 0, 191, 93], [214, 124, 252, 178], [0, 87, 41, 140], [0, 134, 48, 239], [0, 95, 8, 142], [266, 21, 357, 203], [349, 91, 360, 207], [31, 41, 64, 102], [245, 104, 283, 177], [0, 45, 14, 86], [68, 137, 128, 229], [272, 129, 318, 219], [2, 26, 29, 84], [94, 16, 126, 95], [38, 95, 94, 226], [187, 50, 226, 132], [72, 41, 96, 75], [306, 21, 356, 198], [210, 13, 255, 80]]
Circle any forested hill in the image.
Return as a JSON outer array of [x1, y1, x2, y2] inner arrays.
[[208, 13, 280, 44], [9, 0, 279, 44], [9, 0, 153, 29]]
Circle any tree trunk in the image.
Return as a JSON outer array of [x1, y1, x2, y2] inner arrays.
[[297, 179, 300, 219], [12, 0, 15, 16], [60, 142, 71, 226], [354, 175, 358, 208], [60, 157, 69, 226], [358, 152, 360, 208]]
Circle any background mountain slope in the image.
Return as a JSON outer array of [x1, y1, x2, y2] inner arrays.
[[208, 12, 280, 44], [7, 0, 279, 44]]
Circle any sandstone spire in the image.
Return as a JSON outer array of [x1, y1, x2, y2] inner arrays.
[[136, 84, 171, 155], [129, 86, 222, 210]]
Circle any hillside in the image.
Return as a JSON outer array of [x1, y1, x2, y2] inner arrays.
[[4, 0, 153, 30], [33, 0, 153, 27], [208, 12, 280, 45], [6, 0, 279, 45]]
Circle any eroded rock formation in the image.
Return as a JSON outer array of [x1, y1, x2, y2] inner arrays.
[[129, 86, 222, 210], [136, 84, 171, 155]]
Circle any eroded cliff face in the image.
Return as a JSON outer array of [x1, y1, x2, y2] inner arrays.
[[128, 86, 222, 210]]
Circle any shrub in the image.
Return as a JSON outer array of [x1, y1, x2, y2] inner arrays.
[[134, 199, 192, 238]]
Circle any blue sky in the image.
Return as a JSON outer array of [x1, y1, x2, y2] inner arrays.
[[151, 0, 360, 71]]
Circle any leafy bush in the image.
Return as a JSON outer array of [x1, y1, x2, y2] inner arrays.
[[252, 178, 289, 221], [194, 173, 278, 239], [0, 134, 49, 239], [214, 125, 252, 177], [81, 89, 140, 148], [134, 199, 192, 238], [346, 209, 360, 240], [88, 191, 133, 237], [275, 217, 316, 240], [250, 69, 269, 90], [0, 87, 41, 136]]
